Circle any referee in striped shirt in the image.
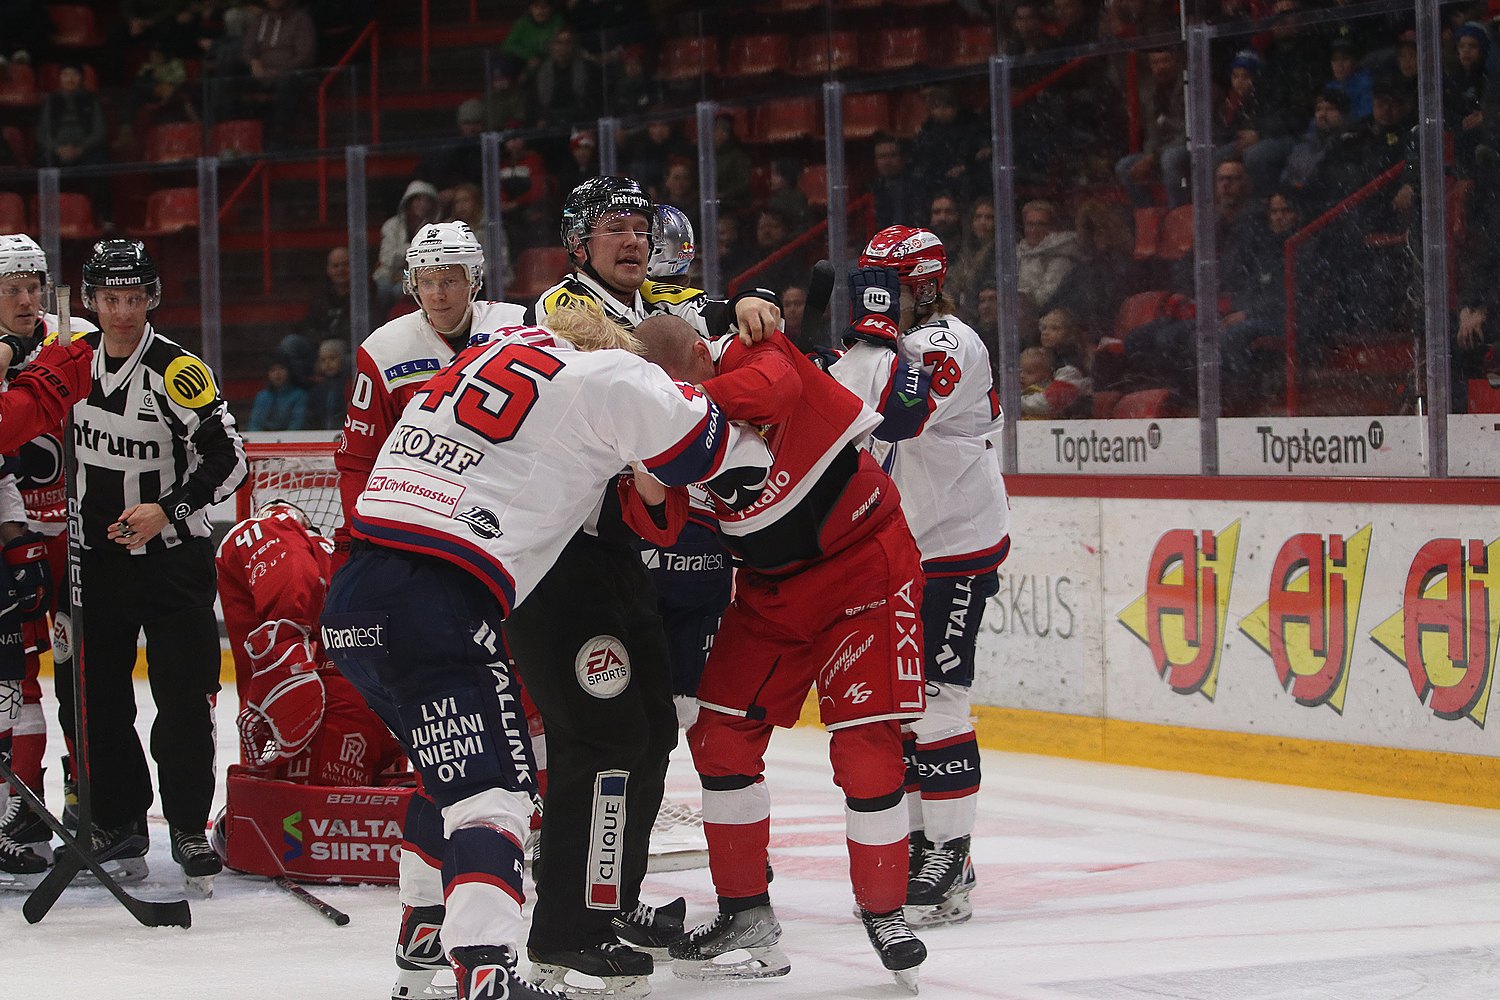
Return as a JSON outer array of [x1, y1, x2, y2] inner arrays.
[[60, 240, 246, 883]]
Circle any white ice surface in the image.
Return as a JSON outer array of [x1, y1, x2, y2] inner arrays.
[[7, 680, 1500, 999]]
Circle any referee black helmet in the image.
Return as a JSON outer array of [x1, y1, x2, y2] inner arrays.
[[82, 239, 161, 311]]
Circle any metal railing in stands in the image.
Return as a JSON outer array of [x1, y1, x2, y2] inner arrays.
[[318, 22, 381, 223], [1281, 161, 1404, 416], [218, 159, 272, 296], [727, 193, 875, 298], [1011, 56, 1095, 106]]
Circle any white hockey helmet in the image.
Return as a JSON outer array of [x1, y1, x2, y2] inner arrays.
[[648, 204, 695, 279], [0, 234, 49, 286], [403, 221, 484, 301]]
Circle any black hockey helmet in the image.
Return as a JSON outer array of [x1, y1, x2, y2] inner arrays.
[[559, 175, 654, 263], [81, 239, 161, 311]]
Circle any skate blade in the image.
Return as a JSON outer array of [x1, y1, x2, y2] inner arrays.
[[529, 963, 650, 998], [185, 873, 216, 898], [391, 966, 456, 1000], [894, 967, 920, 994], [77, 856, 149, 885], [645, 848, 708, 873], [671, 947, 791, 981], [905, 894, 973, 929], [0, 869, 46, 891]]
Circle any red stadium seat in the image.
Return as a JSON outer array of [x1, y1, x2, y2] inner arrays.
[[723, 34, 788, 78], [751, 98, 820, 144], [48, 5, 106, 47], [890, 88, 927, 138], [0, 193, 25, 232], [798, 164, 829, 208], [213, 119, 264, 158], [1113, 388, 1174, 419], [947, 24, 996, 65], [130, 188, 200, 236], [1467, 379, 1500, 413], [842, 92, 890, 140], [146, 123, 203, 163], [508, 247, 570, 302], [2, 126, 28, 165], [0, 63, 39, 108], [53, 192, 103, 240], [656, 37, 720, 82], [789, 31, 860, 76], [1114, 291, 1171, 336], [1091, 390, 1123, 419], [867, 27, 926, 72], [1156, 204, 1195, 261], [1132, 207, 1165, 261]]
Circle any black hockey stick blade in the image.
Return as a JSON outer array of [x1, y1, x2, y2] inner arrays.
[[803, 258, 835, 344], [0, 758, 192, 928], [274, 876, 351, 926]]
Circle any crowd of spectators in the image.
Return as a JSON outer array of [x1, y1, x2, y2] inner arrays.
[[2, 0, 1497, 418]]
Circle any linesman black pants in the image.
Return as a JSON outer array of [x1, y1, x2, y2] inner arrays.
[[504, 531, 677, 954], [66, 539, 221, 833]]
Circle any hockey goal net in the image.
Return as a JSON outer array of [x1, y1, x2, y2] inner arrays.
[[235, 440, 343, 536]]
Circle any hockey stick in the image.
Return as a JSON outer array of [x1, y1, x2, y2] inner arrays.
[[803, 259, 835, 347], [274, 876, 350, 926], [0, 756, 191, 926]]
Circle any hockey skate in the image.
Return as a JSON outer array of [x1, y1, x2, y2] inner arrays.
[[527, 940, 652, 998], [860, 907, 926, 994], [668, 904, 791, 981], [906, 835, 975, 928], [450, 946, 566, 1000], [169, 826, 222, 897], [393, 904, 456, 1000], [0, 826, 48, 887], [612, 896, 686, 952], [1, 787, 53, 863], [69, 817, 149, 884]]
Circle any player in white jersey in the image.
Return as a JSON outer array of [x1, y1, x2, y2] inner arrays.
[[831, 226, 1010, 927], [0, 233, 97, 867], [321, 305, 772, 1000], [333, 221, 530, 1000]]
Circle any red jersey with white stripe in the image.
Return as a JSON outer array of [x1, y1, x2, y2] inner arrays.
[[216, 508, 335, 686], [11, 312, 98, 535], [833, 313, 1010, 576], [701, 332, 880, 543], [334, 300, 527, 551], [350, 327, 772, 615]]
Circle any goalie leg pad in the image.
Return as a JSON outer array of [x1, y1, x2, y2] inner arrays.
[[216, 766, 411, 884]]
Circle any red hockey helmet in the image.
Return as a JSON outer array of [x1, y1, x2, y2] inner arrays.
[[859, 226, 947, 308]]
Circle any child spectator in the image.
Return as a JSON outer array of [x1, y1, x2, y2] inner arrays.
[[1038, 308, 1093, 390], [249, 360, 308, 431], [305, 339, 351, 430], [1324, 38, 1373, 124], [1020, 345, 1086, 418], [1017, 200, 1078, 311]]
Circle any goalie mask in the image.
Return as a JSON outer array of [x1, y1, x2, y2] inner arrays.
[[859, 226, 947, 310], [81, 239, 161, 311], [647, 204, 695, 279]]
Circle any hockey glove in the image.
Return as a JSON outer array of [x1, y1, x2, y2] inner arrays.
[[805, 344, 843, 371], [11, 339, 92, 425], [4, 531, 50, 622], [240, 619, 326, 766], [844, 267, 902, 349]]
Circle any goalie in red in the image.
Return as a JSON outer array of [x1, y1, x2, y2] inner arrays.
[[212, 499, 408, 885]]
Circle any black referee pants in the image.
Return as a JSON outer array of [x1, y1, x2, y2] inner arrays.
[[505, 532, 677, 954], [68, 539, 222, 833]]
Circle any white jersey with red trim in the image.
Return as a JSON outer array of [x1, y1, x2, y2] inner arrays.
[[838, 313, 1009, 575], [350, 327, 772, 616], [334, 300, 528, 547]]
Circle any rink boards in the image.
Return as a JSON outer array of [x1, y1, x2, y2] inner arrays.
[[967, 474, 1500, 809]]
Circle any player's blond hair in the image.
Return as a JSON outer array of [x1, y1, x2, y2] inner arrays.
[[544, 300, 644, 354]]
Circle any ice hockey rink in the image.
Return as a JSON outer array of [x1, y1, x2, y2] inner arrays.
[[6, 679, 1499, 1000]]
